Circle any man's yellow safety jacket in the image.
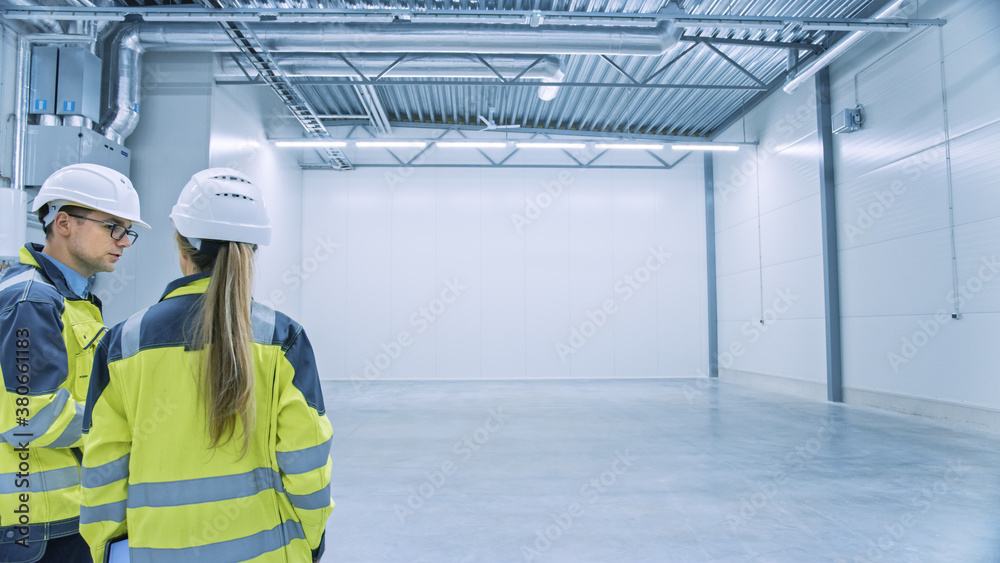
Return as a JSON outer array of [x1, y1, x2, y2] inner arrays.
[[1, 244, 106, 556], [81, 272, 333, 562]]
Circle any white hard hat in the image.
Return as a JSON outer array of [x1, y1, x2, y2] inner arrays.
[[32, 163, 150, 229], [169, 168, 271, 248]]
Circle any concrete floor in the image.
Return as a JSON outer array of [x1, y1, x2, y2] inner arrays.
[[318, 379, 1000, 563]]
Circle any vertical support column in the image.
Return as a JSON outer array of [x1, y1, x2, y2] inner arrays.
[[816, 67, 843, 403], [704, 152, 718, 378]]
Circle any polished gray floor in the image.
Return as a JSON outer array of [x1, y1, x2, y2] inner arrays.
[[318, 379, 1000, 563]]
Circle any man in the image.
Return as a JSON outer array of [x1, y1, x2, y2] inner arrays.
[[0, 163, 148, 562]]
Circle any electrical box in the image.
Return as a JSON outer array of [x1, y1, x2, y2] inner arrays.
[[832, 108, 863, 134], [56, 48, 102, 121], [29, 46, 58, 115], [23, 125, 131, 187]]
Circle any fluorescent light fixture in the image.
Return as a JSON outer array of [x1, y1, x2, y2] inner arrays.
[[515, 142, 587, 149], [671, 144, 740, 151], [275, 140, 347, 148], [355, 141, 428, 148], [436, 141, 509, 149], [594, 143, 664, 150]]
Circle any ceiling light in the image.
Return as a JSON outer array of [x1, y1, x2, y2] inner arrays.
[[594, 143, 664, 150], [515, 142, 587, 149], [436, 141, 509, 148], [356, 141, 428, 148], [275, 140, 347, 148], [671, 144, 740, 151]]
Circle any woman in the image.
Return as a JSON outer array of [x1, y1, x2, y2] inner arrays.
[[79, 168, 332, 562]]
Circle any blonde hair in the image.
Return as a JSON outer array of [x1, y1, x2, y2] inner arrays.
[[176, 233, 256, 456]]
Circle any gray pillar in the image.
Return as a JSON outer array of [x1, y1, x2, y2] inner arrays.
[[815, 67, 843, 403], [705, 152, 718, 378]]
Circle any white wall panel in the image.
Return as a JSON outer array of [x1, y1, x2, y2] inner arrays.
[[950, 121, 1000, 227], [386, 170, 437, 381], [344, 172, 394, 381], [756, 138, 820, 215], [839, 230, 956, 318], [943, 25, 1000, 140], [300, 172, 348, 381], [524, 168, 572, 379], [836, 147, 951, 251], [479, 168, 527, 380], [954, 217, 1000, 314], [761, 257, 825, 322], [715, 218, 761, 277], [567, 169, 615, 379], [712, 149, 760, 232], [611, 169, 660, 378], [656, 157, 708, 378], [759, 194, 822, 267], [435, 168, 483, 379], [716, 270, 761, 324]]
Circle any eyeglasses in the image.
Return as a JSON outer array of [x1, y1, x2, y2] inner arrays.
[[65, 213, 139, 244]]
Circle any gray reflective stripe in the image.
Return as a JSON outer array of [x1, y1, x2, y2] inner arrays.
[[251, 302, 275, 344], [0, 269, 49, 293], [276, 437, 331, 476], [48, 402, 85, 448], [0, 465, 79, 494], [0, 388, 71, 444], [82, 453, 130, 489], [79, 499, 126, 525], [129, 519, 305, 563], [121, 307, 149, 359], [286, 483, 331, 511], [128, 467, 284, 509]]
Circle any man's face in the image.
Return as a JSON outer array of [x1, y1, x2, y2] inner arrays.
[[65, 209, 134, 276]]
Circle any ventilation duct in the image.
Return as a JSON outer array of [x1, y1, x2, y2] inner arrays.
[[102, 21, 681, 142]]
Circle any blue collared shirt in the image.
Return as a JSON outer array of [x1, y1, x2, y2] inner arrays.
[[35, 252, 91, 299]]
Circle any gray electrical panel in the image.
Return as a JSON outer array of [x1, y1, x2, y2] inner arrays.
[[56, 48, 102, 121], [23, 125, 131, 187], [29, 46, 58, 115]]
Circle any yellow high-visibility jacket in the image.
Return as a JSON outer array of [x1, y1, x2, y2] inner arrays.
[[80, 272, 333, 562], [0, 244, 106, 552]]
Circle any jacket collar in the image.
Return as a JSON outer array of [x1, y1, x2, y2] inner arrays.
[[20, 243, 88, 302], [160, 271, 212, 301]]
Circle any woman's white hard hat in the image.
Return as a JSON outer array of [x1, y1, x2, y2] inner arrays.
[[169, 168, 271, 247]]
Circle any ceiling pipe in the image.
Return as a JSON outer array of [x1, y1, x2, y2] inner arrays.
[[134, 21, 681, 56], [102, 20, 680, 142], [4, 0, 63, 34], [783, 0, 906, 93]]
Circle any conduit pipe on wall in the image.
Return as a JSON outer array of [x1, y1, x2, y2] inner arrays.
[[102, 20, 680, 142]]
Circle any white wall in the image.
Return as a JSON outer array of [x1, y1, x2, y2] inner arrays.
[[713, 0, 1000, 426], [300, 150, 708, 382]]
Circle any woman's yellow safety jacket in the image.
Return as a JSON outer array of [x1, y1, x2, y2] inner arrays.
[[1, 244, 105, 557], [81, 272, 333, 562]]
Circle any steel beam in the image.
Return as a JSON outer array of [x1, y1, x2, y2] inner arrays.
[[680, 34, 823, 52], [216, 78, 769, 91], [704, 152, 718, 378], [815, 67, 842, 403]]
